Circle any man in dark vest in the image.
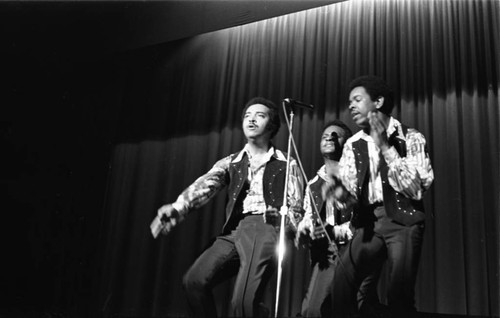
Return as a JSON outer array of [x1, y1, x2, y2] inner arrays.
[[329, 76, 434, 316], [296, 120, 354, 317], [154, 97, 304, 317], [297, 120, 382, 317]]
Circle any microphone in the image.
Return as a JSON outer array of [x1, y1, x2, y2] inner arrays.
[[283, 98, 314, 110]]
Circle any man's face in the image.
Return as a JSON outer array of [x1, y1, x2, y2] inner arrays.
[[320, 125, 346, 159], [348, 86, 378, 128], [242, 104, 272, 140]]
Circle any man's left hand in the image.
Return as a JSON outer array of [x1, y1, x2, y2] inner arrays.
[[263, 207, 280, 227], [368, 110, 389, 150]]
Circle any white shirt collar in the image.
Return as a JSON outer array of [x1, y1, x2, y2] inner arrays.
[[317, 165, 327, 180], [233, 144, 277, 163]]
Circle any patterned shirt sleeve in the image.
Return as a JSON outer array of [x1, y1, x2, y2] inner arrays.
[[338, 141, 359, 199], [382, 129, 434, 200], [172, 155, 232, 216], [302, 184, 313, 222], [288, 159, 304, 209]]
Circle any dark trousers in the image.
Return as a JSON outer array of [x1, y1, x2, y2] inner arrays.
[[332, 207, 425, 316], [183, 215, 278, 318], [302, 242, 381, 317], [301, 241, 341, 318]]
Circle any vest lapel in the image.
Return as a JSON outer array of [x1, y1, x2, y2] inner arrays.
[[353, 139, 371, 205]]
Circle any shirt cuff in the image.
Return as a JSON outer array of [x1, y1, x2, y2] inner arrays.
[[382, 146, 400, 165], [172, 199, 189, 216], [338, 222, 353, 241]]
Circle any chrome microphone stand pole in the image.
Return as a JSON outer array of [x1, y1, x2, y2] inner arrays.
[[274, 104, 295, 318]]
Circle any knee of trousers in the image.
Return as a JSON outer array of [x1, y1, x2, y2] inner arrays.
[[231, 293, 256, 315], [182, 269, 209, 294]]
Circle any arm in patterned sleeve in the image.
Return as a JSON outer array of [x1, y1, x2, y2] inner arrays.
[[287, 158, 304, 209], [302, 185, 313, 222], [285, 158, 305, 229], [338, 142, 359, 200], [382, 129, 434, 200], [296, 185, 314, 234], [171, 154, 232, 217], [294, 184, 315, 246]]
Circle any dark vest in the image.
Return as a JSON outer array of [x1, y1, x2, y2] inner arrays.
[[308, 174, 351, 226], [221, 152, 288, 234], [308, 173, 352, 268], [351, 125, 425, 226]]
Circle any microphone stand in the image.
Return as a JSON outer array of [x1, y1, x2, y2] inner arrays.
[[274, 102, 295, 318]]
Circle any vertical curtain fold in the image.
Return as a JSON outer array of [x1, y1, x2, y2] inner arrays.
[[96, 1, 499, 317]]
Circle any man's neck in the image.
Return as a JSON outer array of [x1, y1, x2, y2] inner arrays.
[[324, 158, 340, 178], [246, 139, 271, 157]]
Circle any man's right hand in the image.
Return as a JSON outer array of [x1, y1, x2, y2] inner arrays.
[[322, 177, 351, 207], [157, 204, 183, 235], [295, 217, 314, 247]]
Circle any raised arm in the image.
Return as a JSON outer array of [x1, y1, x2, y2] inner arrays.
[[382, 129, 434, 200]]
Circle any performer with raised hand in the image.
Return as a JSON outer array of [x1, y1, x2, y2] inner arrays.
[[329, 76, 434, 317]]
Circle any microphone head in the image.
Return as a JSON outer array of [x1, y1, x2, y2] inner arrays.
[[283, 98, 314, 110]]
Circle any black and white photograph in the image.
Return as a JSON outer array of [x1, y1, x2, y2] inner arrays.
[[1, 1, 499, 317]]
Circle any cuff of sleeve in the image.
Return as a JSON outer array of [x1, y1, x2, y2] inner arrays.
[[382, 146, 400, 165], [172, 200, 188, 216], [339, 222, 353, 240]]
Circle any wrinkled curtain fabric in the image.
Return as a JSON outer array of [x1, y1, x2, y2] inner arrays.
[[97, 1, 499, 317]]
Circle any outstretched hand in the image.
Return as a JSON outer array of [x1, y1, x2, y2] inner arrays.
[[157, 204, 183, 235]]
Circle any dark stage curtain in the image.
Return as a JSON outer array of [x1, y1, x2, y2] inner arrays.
[[95, 1, 499, 317]]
